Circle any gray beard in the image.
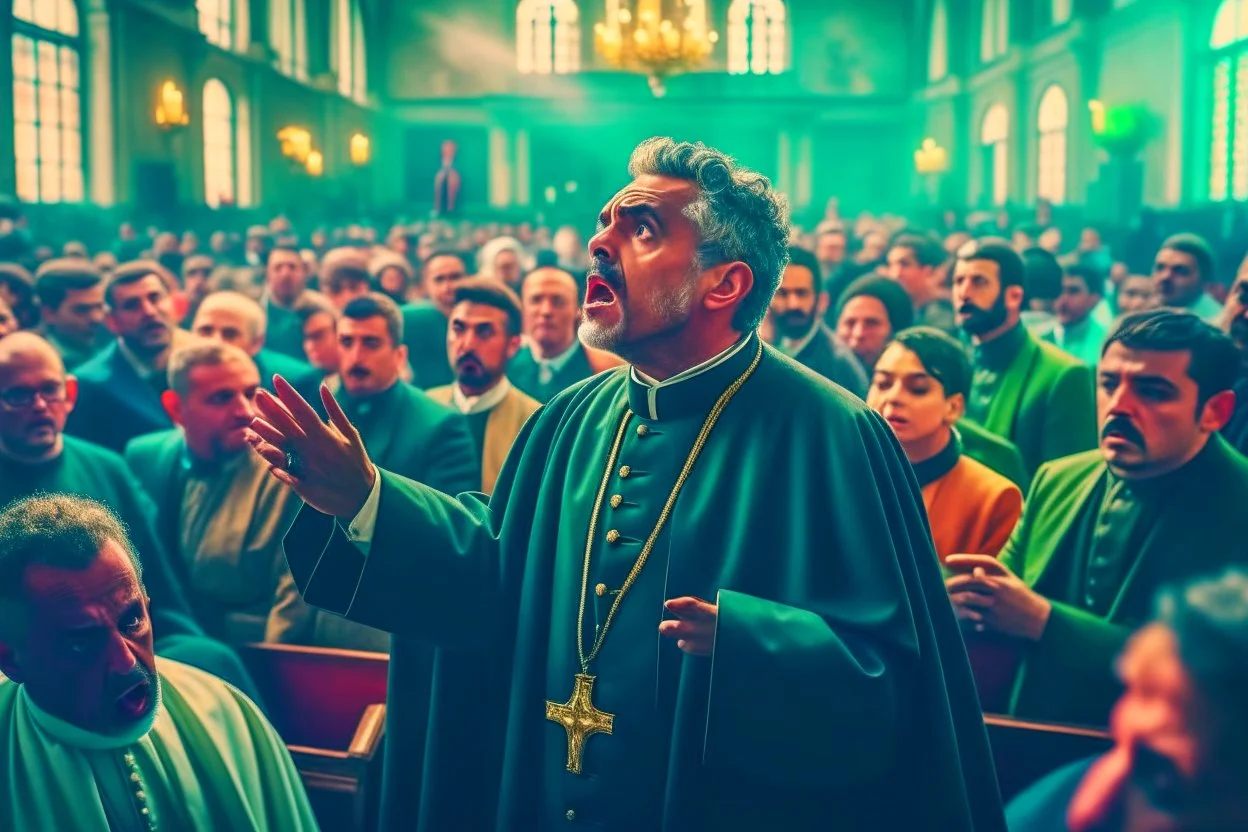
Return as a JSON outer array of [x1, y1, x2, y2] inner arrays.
[[580, 276, 698, 352]]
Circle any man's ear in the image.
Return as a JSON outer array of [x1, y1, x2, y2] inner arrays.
[[1199, 388, 1237, 433], [64, 376, 78, 416], [816, 291, 829, 318], [505, 334, 522, 362], [161, 389, 183, 425], [703, 262, 754, 316], [1004, 284, 1026, 312]]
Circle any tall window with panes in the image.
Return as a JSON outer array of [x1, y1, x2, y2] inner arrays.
[[12, 0, 84, 203], [1210, 0, 1248, 202]]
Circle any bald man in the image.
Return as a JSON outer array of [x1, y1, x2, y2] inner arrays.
[[508, 267, 622, 402], [0, 332, 262, 699], [192, 290, 323, 406]]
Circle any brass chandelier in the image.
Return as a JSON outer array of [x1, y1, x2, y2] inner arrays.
[[593, 0, 718, 96]]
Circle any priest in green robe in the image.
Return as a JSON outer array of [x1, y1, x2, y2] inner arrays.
[[0, 332, 262, 700], [0, 494, 319, 832], [947, 309, 1248, 726], [251, 138, 1005, 831]]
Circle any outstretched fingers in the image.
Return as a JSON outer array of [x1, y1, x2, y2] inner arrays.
[[321, 384, 361, 446], [254, 388, 308, 443], [274, 375, 324, 429]]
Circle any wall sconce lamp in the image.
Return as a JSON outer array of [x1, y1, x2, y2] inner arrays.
[[349, 132, 371, 166], [277, 127, 313, 164], [305, 150, 324, 177], [1088, 100, 1106, 134], [913, 137, 950, 175], [155, 80, 189, 129]]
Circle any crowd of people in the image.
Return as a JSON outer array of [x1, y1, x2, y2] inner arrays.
[[0, 136, 1247, 831]]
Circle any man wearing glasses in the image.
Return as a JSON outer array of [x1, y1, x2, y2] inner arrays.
[[0, 331, 262, 702]]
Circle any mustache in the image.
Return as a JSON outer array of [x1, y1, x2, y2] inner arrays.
[[346, 365, 371, 377], [958, 302, 987, 315], [1102, 414, 1146, 448], [109, 665, 154, 701], [588, 256, 625, 289]]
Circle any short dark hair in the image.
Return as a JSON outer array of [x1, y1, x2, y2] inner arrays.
[[34, 259, 103, 309], [1159, 233, 1215, 284], [422, 250, 468, 271], [266, 244, 303, 267], [0, 264, 35, 299], [1102, 309, 1240, 407], [837, 275, 916, 332], [784, 247, 823, 292], [104, 260, 172, 307], [889, 233, 947, 269], [1153, 568, 1248, 776], [890, 326, 972, 399], [1063, 263, 1104, 295], [452, 277, 523, 337], [956, 240, 1025, 289], [341, 292, 404, 345], [0, 495, 142, 609], [1020, 247, 1063, 303]]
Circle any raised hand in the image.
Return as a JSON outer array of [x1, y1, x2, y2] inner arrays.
[[247, 375, 377, 519], [659, 596, 718, 656]]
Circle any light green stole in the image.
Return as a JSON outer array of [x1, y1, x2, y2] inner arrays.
[[0, 659, 319, 831]]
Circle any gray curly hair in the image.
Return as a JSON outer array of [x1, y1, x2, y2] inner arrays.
[[627, 138, 791, 332]]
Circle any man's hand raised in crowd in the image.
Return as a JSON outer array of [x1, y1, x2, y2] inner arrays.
[[247, 375, 377, 519]]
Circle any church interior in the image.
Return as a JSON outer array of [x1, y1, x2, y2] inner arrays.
[[2, 0, 1248, 830]]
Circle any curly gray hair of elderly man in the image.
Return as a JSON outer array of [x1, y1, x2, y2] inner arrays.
[[626, 137, 791, 333]]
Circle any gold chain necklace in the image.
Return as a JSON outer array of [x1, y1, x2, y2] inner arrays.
[[545, 340, 763, 774]]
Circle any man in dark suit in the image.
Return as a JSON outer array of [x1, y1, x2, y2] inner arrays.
[[769, 247, 869, 397], [270, 292, 478, 832], [65, 260, 186, 452], [508, 266, 622, 402], [400, 250, 467, 389], [190, 289, 323, 405], [261, 245, 315, 359]]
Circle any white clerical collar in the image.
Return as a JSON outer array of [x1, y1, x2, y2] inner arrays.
[[451, 377, 513, 415], [630, 336, 752, 420], [778, 321, 821, 358], [16, 675, 163, 751]]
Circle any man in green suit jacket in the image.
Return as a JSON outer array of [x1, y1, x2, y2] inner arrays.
[[400, 250, 469, 389], [946, 310, 1248, 727], [953, 239, 1097, 479], [957, 417, 1029, 490]]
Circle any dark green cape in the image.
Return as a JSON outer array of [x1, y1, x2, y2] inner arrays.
[[286, 337, 1004, 831]]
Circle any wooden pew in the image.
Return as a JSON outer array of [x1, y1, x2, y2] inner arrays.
[[240, 643, 389, 832], [985, 714, 1113, 803]]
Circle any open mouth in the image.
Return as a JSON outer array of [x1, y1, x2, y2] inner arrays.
[[116, 680, 151, 719], [584, 276, 619, 309]]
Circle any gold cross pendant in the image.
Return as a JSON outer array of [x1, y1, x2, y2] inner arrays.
[[544, 673, 614, 774]]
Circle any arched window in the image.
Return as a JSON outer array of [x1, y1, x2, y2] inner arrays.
[[1209, 0, 1248, 202], [517, 0, 580, 75], [197, 0, 233, 49], [727, 0, 786, 75], [270, 0, 308, 80], [1037, 85, 1068, 204], [12, 0, 84, 203], [981, 104, 1009, 207], [928, 0, 949, 83], [335, 0, 367, 101], [980, 0, 1008, 63], [201, 79, 235, 209], [1052, 0, 1072, 26]]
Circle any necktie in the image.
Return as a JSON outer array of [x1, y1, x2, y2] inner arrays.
[[537, 359, 554, 386]]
